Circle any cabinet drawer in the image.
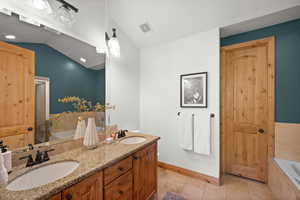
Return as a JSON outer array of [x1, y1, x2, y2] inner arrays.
[[62, 171, 103, 200], [104, 171, 133, 200], [104, 156, 132, 185]]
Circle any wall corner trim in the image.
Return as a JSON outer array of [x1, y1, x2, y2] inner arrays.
[[157, 161, 220, 186]]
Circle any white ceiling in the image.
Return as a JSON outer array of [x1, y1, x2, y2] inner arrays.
[[1, 0, 300, 54], [0, 13, 105, 69], [109, 0, 300, 48]]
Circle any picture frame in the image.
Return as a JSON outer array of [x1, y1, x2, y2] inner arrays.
[[180, 72, 207, 108]]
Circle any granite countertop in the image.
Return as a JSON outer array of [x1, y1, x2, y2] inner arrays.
[[0, 133, 160, 200]]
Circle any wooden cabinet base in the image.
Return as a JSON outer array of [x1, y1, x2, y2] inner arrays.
[[48, 142, 158, 200]]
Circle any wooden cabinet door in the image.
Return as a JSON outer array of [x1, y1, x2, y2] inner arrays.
[[133, 143, 157, 200], [62, 171, 103, 200], [0, 41, 35, 148]]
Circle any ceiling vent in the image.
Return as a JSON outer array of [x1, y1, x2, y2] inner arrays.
[[139, 23, 151, 33]]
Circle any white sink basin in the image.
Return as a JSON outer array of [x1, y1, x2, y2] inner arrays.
[[120, 136, 146, 144], [7, 161, 79, 191]]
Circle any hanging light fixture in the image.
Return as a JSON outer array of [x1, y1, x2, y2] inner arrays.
[[106, 28, 120, 58], [104, 0, 120, 58], [55, 0, 78, 25], [31, 0, 50, 10]]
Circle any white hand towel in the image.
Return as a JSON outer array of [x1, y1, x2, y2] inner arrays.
[[193, 114, 211, 155], [178, 113, 193, 151], [0, 153, 8, 186], [83, 118, 99, 149], [74, 119, 86, 139]]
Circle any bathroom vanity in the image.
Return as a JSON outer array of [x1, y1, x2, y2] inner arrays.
[[0, 133, 159, 200]]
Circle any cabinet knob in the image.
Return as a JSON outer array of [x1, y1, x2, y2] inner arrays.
[[118, 190, 124, 195], [133, 156, 139, 160], [27, 127, 33, 131], [118, 167, 124, 171], [66, 193, 72, 200], [257, 128, 265, 134]]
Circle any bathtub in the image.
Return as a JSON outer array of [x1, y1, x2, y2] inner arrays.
[[275, 158, 300, 190], [50, 127, 104, 141]]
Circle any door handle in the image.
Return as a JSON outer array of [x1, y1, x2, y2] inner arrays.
[[257, 128, 265, 134]]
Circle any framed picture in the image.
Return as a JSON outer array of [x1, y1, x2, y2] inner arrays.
[[180, 72, 207, 108]]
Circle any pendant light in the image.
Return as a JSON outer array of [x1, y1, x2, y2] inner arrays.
[[56, 5, 74, 25], [31, 0, 50, 10], [31, 0, 52, 14], [55, 0, 79, 26], [104, 0, 120, 58], [106, 28, 120, 58]]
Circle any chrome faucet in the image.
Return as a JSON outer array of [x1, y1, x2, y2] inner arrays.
[[19, 144, 55, 168]]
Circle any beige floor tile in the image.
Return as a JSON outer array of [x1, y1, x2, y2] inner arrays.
[[181, 183, 205, 200], [247, 180, 275, 200], [224, 175, 252, 200], [157, 167, 274, 200], [202, 183, 226, 200]]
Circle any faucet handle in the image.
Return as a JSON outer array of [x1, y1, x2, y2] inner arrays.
[[19, 155, 34, 167], [35, 150, 43, 163], [42, 149, 55, 162], [28, 144, 34, 151]]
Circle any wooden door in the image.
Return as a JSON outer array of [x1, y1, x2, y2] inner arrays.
[[62, 171, 103, 200], [0, 41, 35, 148], [133, 143, 157, 200], [1, 134, 28, 150], [221, 37, 274, 182]]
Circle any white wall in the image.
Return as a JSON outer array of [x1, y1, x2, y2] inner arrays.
[[106, 20, 140, 130], [140, 28, 220, 178]]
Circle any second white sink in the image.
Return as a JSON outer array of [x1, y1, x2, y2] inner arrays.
[[120, 136, 146, 144], [7, 161, 79, 191]]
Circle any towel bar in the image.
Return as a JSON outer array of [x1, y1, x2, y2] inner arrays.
[[192, 113, 195, 151]]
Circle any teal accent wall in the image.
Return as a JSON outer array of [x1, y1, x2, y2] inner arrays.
[[221, 18, 300, 123], [12, 43, 105, 114]]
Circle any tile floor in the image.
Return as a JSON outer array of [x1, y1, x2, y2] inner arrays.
[[157, 167, 275, 200]]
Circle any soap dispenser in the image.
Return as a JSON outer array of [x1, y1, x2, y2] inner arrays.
[[0, 153, 8, 187], [0, 141, 12, 173]]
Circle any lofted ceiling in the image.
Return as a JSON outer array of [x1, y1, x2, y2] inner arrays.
[[221, 5, 300, 38], [0, 0, 106, 52], [109, 0, 300, 48], [0, 13, 105, 69], [2, 0, 300, 52]]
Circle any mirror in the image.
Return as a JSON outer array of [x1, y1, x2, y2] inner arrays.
[[0, 12, 106, 150]]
